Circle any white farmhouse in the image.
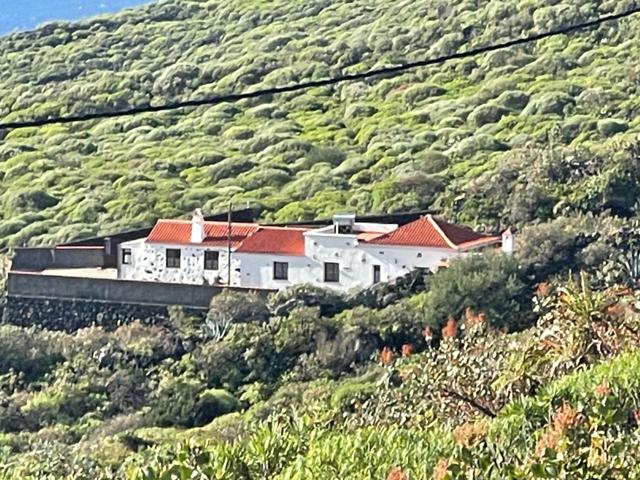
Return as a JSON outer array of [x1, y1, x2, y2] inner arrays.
[[117, 211, 509, 292]]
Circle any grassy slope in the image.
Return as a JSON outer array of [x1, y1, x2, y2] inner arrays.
[[1, 0, 640, 247]]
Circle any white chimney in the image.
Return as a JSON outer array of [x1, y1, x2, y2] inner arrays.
[[191, 208, 205, 243], [501, 227, 514, 254]]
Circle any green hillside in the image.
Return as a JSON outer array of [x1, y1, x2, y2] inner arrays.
[[1, 0, 640, 248]]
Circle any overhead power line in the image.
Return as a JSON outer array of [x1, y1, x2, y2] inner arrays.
[[1, 6, 639, 131]]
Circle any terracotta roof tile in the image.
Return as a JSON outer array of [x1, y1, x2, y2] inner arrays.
[[366, 215, 500, 250], [147, 220, 259, 247], [235, 227, 307, 256]]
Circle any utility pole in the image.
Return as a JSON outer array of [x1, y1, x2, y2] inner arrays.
[[227, 202, 232, 286]]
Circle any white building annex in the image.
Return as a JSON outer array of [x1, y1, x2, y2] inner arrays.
[[117, 210, 511, 292]]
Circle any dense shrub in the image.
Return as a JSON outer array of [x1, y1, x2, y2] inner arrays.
[[420, 252, 534, 332], [597, 118, 628, 137], [207, 290, 270, 325], [268, 284, 347, 317], [468, 104, 510, 127], [0, 326, 64, 381], [147, 375, 239, 428]]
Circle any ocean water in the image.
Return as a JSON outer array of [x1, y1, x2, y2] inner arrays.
[[0, 0, 153, 36]]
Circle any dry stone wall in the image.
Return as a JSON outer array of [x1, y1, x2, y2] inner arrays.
[[2, 296, 205, 332]]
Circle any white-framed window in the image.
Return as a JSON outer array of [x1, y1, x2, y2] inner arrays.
[[122, 248, 132, 265]]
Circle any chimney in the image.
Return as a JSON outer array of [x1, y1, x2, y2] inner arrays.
[[191, 208, 205, 243], [501, 227, 514, 254]]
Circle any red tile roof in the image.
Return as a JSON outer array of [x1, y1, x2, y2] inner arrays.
[[365, 215, 500, 250], [235, 227, 308, 256], [146, 215, 498, 253], [147, 220, 259, 247]]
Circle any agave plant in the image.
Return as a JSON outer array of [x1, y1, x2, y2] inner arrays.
[[201, 315, 233, 342], [601, 221, 640, 288]]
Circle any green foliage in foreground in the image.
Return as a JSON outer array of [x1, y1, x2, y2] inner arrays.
[[3, 1, 640, 246], [1, 266, 639, 479], [116, 349, 640, 480]]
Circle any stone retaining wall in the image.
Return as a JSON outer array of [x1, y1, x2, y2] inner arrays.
[[3, 296, 170, 331], [7, 272, 226, 308], [2, 296, 205, 332]]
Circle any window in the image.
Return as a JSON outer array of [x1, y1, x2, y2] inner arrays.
[[373, 265, 381, 284], [204, 251, 219, 270], [166, 248, 181, 268], [122, 248, 132, 265], [273, 261, 289, 280], [324, 262, 340, 283]]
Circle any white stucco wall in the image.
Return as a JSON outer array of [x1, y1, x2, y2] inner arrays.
[[303, 231, 463, 292], [117, 241, 238, 286], [116, 229, 499, 292], [234, 253, 312, 289]]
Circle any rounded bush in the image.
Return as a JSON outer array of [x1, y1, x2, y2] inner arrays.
[[468, 104, 510, 127], [496, 90, 530, 110], [597, 119, 628, 137], [402, 84, 447, 105], [522, 92, 574, 116]]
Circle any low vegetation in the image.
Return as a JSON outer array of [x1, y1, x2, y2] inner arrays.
[[0, 243, 639, 477]]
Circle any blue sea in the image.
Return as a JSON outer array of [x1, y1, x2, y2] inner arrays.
[[0, 0, 153, 36]]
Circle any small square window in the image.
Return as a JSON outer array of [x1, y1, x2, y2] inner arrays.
[[122, 248, 132, 265], [204, 251, 219, 270], [324, 262, 340, 283], [273, 261, 289, 280], [166, 248, 181, 268]]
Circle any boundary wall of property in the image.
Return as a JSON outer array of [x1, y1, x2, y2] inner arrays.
[[5, 271, 273, 308], [3, 272, 273, 331], [11, 247, 106, 271]]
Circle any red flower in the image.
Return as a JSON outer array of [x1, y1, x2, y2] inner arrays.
[[401, 344, 413, 357], [593, 382, 610, 398], [433, 458, 449, 480], [380, 346, 394, 365], [386, 467, 407, 480], [536, 282, 550, 297], [442, 317, 457, 338]]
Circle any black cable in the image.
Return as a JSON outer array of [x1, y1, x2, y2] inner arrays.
[[1, 6, 639, 130]]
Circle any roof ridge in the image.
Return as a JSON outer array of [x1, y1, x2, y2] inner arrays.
[[258, 225, 310, 232], [158, 218, 259, 226], [425, 215, 458, 250]]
